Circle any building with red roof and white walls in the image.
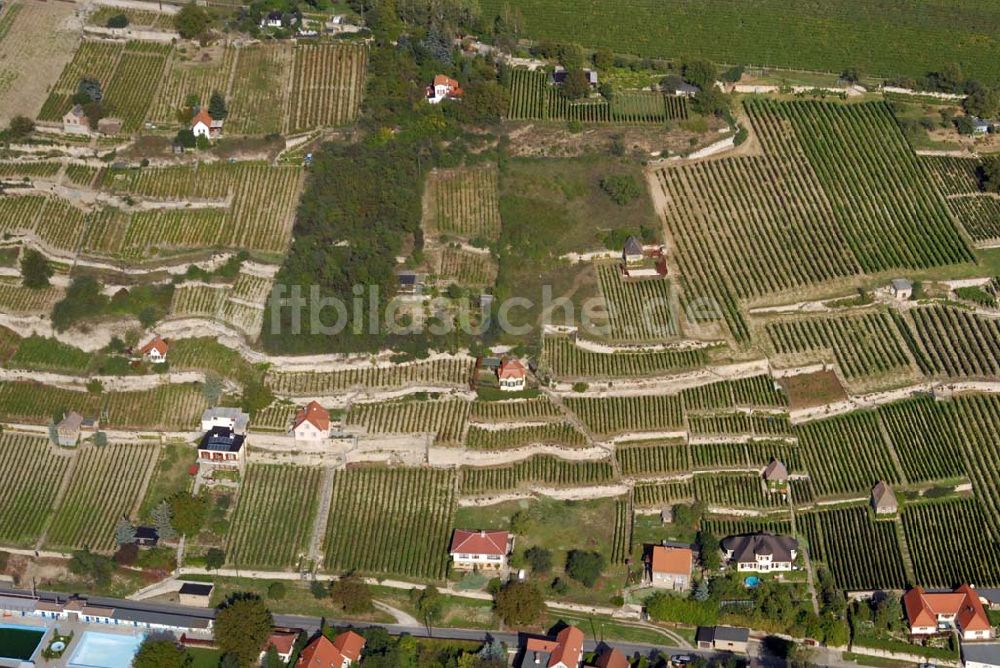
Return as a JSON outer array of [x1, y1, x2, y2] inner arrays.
[[138, 335, 169, 363], [519, 625, 584, 668], [427, 74, 462, 104], [496, 357, 526, 392], [449, 529, 511, 570], [295, 631, 366, 668], [292, 401, 330, 442], [903, 585, 994, 641]]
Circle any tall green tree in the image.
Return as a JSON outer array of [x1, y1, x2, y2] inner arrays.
[[565, 550, 605, 587], [21, 249, 53, 289], [494, 581, 545, 625], [174, 2, 210, 39], [168, 492, 207, 536], [214, 594, 273, 668], [208, 90, 228, 119], [134, 636, 192, 668]]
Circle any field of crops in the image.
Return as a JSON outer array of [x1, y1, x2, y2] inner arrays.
[[596, 264, 678, 341], [150, 45, 237, 125], [425, 166, 502, 241], [0, 382, 101, 423], [226, 42, 292, 135], [38, 40, 124, 122], [170, 284, 228, 318], [469, 397, 561, 422], [167, 338, 259, 387], [507, 69, 687, 123], [766, 311, 917, 388], [465, 422, 586, 449], [102, 42, 171, 132], [478, 0, 1000, 85], [227, 464, 322, 569], [745, 440, 801, 472], [87, 7, 175, 31], [346, 399, 470, 445], [323, 468, 456, 579], [617, 440, 689, 477], [267, 358, 474, 396], [436, 247, 498, 286], [45, 442, 158, 552], [252, 403, 297, 431], [946, 196, 1000, 245], [542, 336, 705, 379], [902, 498, 1000, 587], [795, 411, 902, 498], [701, 516, 792, 538], [0, 280, 63, 315], [919, 156, 982, 195], [0, 195, 89, 257], [688, 412, 791, 438], [102, 385, 207, 430], [459, 455, 615, 494], [0, 433, 71, 546], [0, 162, 60, 178], [906, 306, 1000, 379], [797, 505, 907, 590], [287, 42, 367, 132], [611, 497, 632, 563], [633, 479, 693, 507], [878, 397, 964, 483], [564, 395, 684, 437], [8, 336, 95, 374], [651, 99, 973, 342], [950, 394, 1000, 540], [692, 442, 749, 469]]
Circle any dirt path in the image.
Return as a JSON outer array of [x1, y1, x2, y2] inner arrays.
[[373, 601, 420, 627]]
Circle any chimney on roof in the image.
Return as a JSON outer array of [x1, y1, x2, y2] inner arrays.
[[480, 530, 486, 537]]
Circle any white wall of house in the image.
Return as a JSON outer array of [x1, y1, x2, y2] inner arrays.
[[451, 552, 506, 569], [192, 121, 210, 138], [499, 376, 525, 392], [293, 421, 326, 441]]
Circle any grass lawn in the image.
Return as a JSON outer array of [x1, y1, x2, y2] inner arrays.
[[629, 514, 695, 565], [495, 156, 660, 339], [370, 585, 498, 629], [138, 441, 196, 520], [189, 647, 224, 668], [456, 496, 627, 607], [841, 651, 913, 668]]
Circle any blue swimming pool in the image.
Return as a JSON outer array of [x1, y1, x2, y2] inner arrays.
[[744, 575, 761, 588], [0, 622, 45, 661], [68, 631, 143, 668]]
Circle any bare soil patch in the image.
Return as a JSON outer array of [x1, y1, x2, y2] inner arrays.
[[778, 369, 848, 410], [505, 120, 727, 159]]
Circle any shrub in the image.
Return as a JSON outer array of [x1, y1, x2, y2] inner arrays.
[[267, 581, 287, 600], [600, 174, 641, 206], [21, 249, 53, 289], [565, 550, 605, 587], [495, 581, 545, 625], [106, 13, 129, 28]]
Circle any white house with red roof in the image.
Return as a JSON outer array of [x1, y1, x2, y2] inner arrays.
[[904, 585, 994, 641], [649, 545, 693, 591], [139, 335, 168, 363], [449, 529, 511, 570], [292, 400, 330, 441], [260, 630, 298, 664], [427, 74, 462, 104], [191, 109, 213, 139], [520, 625, 584, 668], [497, 357, 526, 392]]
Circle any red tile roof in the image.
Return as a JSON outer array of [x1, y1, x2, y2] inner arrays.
[[594, 647, 629, 668], [904, 585, 991, 632], [191, 109, 212, 128], [332, 631, 365, 662], [293, 400, 330, 431], [434, 74, 460, 89], [450, 529, 509, 556], [263, 631, 297, 656], [498, 358, 525, 380], [651, 545, 693, 575], [139, 335, 168, 356], [550, 626, 584, 668], [295, 636, 344, 668]]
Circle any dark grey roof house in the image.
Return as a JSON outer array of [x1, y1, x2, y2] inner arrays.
[[696, 626, 750, 653], [721, 532, 798, 571]]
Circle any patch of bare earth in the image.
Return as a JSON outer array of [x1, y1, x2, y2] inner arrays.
[[778, 370, 848, 410], [505, 120, 727, 158]]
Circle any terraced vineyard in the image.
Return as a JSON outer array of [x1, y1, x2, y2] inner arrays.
[[323, 468, 456, 579], [950, 394, 1000, 540], [38, 40, 124, 121], [795, 411, 901, 498], [87, 6, 175, 31], [150, 46, 237, 124], [902, 498, 1000, 587], [694, 473, 785, 509], [425, 165, 502, 240], [0, 195, 91, 256], [466, 422, 586, 449], [267, 358, 474, 396], [346, 399, 470, 445], [436, 247, 498, 286], [906, 305, 1000, 379], [701, 516, 792, 538], [765, 311, 917, 387], [507, 69, 686, 123], [919, 156, 981, 195], [45, 442, 158, 552], [0, 382, 101, 423], [692, 442, 749, 469], [287, 42, 368, 132], [227, 42, 293, 135], [688, 412, 792, 438], [102, 42, 171, 132], [745, 440, 802, 472], [651, 99, 973, 341], [227, 464, 322, 569], [564, 395, 684, 437], [617, 441, 690, 477], [797, 505, 907, 590], [469, 397, 561, 422], [9, 336, 95, 374], [946, 196, 1000, 245], [596, 264, 678, 341], [170, 284, 228, 317], [542, 336, 705, 379], [633, 479, 693, 507], [0, 434, 71, 546], [611, 498, 632, 563], [102, 385, 208, 430], [0, 281, 63, 314], [252, 403, 297, 432], [878, 397, 965, 483], [459, 455, 615, 494]]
